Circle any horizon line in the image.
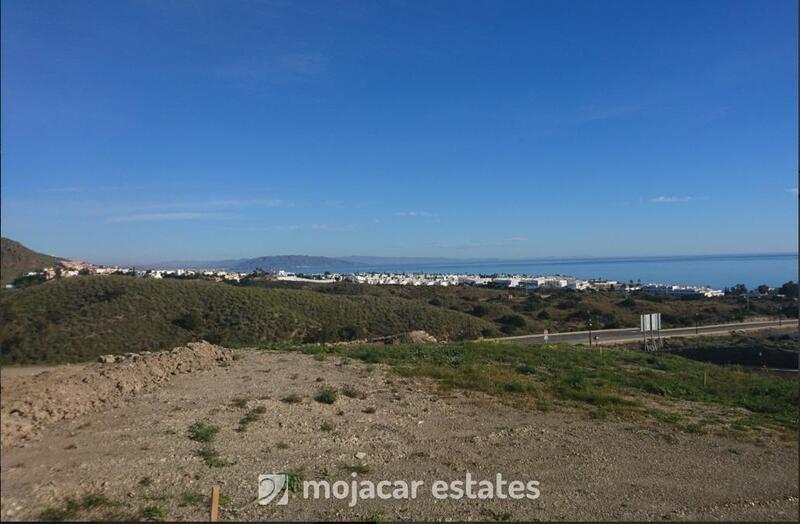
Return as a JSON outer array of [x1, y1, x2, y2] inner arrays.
[[101, 251, 798, 267]]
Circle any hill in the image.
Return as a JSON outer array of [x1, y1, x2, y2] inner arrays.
[[339, 256, 459, 266], [138, 255, 354, 271], [0, 237, 64, 284], [0, 275, 497, 364], [261, 279, 797, 335]]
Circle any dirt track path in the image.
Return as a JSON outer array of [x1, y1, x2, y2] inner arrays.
[[1, 350, 798, 521]]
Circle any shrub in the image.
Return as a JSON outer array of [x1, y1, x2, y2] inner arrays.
[[470, 305, 489, 317], [314, 387, 338, 404], [173, 310, 202, 331], [498, 314, 526, 328], [188, 421, 219, 443]]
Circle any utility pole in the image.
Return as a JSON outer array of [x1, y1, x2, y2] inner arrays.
[[588, 319, 593, 347]]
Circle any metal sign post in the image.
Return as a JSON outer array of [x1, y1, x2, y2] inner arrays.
[[640, 313, 662, 351]]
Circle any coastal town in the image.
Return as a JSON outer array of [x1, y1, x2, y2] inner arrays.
[[8, 261, 741, 298]]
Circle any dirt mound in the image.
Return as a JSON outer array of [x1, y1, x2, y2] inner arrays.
[[382, 330, 439, 344], [330, 330, 440, 347], [1, 341, 232, 448]]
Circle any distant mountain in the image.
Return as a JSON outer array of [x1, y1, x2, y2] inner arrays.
[[140, 255, 356, 272], [230, 255, 355, 272], [137, 259, 240, 270], [139, 255, 463, 272], [340, 256, 460, 266], [0, 237, 64, 284]]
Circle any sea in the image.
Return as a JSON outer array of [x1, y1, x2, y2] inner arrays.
[[330, 253, 798, 290]]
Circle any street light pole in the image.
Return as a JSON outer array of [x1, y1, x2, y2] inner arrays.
[[588, 319, 593, 347]]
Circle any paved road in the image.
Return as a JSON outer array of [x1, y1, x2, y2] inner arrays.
[[495, 319, 798, 346]]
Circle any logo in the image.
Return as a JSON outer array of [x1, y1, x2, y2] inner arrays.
[[258, 472, 540, 508], [258, 474, 289, 505]]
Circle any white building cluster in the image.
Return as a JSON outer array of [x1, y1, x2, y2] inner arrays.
[[640, 283, 725, 298], [135, 269, 248, 282], [344, 273, 461, 286], [336, 272, 725, 297]]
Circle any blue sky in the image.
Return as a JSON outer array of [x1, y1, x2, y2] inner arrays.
[[1, 0, 797, 265]]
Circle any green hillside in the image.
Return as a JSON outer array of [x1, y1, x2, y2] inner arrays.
[[0, 276, 498, 364], [254, 280, 797, 335], [1, 237, 63, 284]]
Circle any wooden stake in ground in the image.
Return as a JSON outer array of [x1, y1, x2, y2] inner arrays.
[[210, 485, 220, 522]]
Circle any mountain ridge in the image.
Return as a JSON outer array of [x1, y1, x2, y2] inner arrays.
[[0, 237, 65, 284]]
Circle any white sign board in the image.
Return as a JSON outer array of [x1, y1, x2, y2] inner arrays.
[[640, 313, 661, 332]]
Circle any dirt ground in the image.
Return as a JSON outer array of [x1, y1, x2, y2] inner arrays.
[[1, 348, 798, 521]]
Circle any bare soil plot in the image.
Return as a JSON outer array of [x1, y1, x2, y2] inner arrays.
[[1, 349, 797, 521]]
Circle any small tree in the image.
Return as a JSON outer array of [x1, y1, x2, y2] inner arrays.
[[728, 283, 748, 296], [470, 304, 489, 317], [779, 281, 798, 298], [498, 314, 527, 328], [174, 311, 203, 331]]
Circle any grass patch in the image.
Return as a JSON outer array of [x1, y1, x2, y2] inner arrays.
[[196, 446, 230, 468], [230, 397, 249, 409], [141, 504, 167, 521], [281, 394, 302, 404], [237, 405, 267, 432], [285, 470, 303, 493], [683, 423, 705, 435], [38, 493, 120, 521], [177, 491, 206, 508], [275, 341, 799, 432], [188, 421, 219, 443]]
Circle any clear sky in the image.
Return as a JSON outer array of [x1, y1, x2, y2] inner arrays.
[[1, 0, 797, 265]]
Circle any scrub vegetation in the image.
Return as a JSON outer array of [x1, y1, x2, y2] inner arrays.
[[1, 274, 795, 364], [285, 341, 799, 433]]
